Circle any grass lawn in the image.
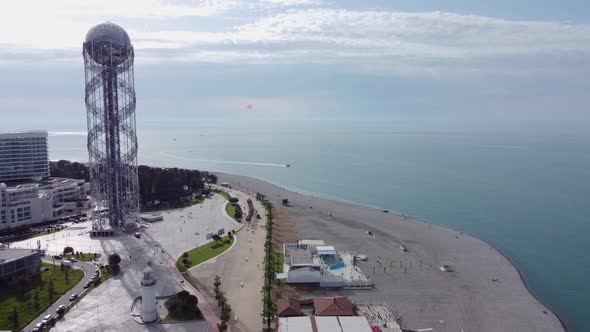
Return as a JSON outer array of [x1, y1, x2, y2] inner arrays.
[[214, 190, 231, 200], [225, 202, 242, 222], [271, 251, 284, 274], [98, 266, 115, 281], [29, 227, 66, 239], [63, 252, 101, 262], [163, 292, 203, 322], [177, 236, 234, 272], [5, 227, 66, 242], [0, 263, 84, 331]]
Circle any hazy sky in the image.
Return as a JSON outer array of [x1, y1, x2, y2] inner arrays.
[[0, 0, 589, 132]]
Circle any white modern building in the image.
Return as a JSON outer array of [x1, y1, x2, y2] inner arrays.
[[0, 178, 90, 231], [0, 131, 49, 183], [281, 240, 372, 288], [39, 178, 91, 213], [278, 316, 373, 332]]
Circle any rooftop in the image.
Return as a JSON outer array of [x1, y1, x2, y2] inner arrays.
[[291, 249, 314, 266], [298, 239, 325, 246], [0, 130, 48, 138], [278, 316, 313, 332], [0, 249, 39, 263], [277, 298, 303, 317], [279, 316, 373, 332], [313, 297, 354, 316], [336, 316, 372, 332], [316, 246, 337, 256]]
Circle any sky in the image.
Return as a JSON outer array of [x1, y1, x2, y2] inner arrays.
[[0, 0, 589, 133]]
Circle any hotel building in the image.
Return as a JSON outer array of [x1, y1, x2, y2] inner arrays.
[[0, 131, 49, 183]]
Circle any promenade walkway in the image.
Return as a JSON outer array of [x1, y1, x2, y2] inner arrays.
[[189, 188, 267, 332]]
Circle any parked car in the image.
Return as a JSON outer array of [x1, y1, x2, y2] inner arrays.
[[61, 260, 73, 268], [69, 293, 78, 301], [83, 282, 91, 289], [134, 232, 141, 238], [42, 314, 54, 325], [69, 257, 77, 262], [56, 304, 66, 315], [53, 254, 62, 260]]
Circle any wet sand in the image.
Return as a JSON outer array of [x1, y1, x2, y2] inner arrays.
[[216, 172, 565, 332]]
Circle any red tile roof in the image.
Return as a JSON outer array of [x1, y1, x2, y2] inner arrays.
[[313, 297, 354, 316], [277, 298, 303, 317]]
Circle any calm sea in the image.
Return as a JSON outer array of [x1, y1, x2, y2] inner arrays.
[[47, 119, 589, 331]]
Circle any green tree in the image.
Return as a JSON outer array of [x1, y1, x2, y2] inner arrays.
[[33, 291, 40, 308], [48, 280, 55, 301], [213, 275, 221, 300], [108, 253, 122, 275], [15, 275, 29, 296], [9, 305, 19, 328]]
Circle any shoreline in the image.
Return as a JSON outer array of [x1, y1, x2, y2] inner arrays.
[[215, 171, 567, 332]]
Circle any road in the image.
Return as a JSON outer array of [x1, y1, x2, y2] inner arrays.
[[23, 259, 95, 332]]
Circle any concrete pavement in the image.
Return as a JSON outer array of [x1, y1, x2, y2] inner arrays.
[[10, 195, 238, 332]]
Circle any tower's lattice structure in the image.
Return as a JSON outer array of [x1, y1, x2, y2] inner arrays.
[[83, 22, 139, 232]]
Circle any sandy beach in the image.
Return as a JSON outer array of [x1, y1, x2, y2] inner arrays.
[[216, 172, 566, 332]]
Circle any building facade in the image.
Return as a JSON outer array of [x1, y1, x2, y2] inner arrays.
[[0, 179, 90, 231], [0, 131, 49, 183], [0, 248, 41, 282]]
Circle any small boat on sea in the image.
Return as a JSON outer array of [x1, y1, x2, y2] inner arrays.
[[285, 164, 291, 167]]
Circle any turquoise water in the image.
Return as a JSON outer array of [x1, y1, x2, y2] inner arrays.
[[47, 119, 589, 331]]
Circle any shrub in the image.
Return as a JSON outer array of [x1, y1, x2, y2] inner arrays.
[[108, 253, 121, 266], [108, 253, 122, 275], [228, 197, 239, 203], [63, 246, 74, 255], [182, 252, 189, 258], [234, 206, 242, 219]]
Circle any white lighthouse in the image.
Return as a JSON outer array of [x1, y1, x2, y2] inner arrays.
[[141, 261, 158, 322]]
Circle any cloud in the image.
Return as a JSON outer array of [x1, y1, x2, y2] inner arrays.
[[0, 2, 589, 76]]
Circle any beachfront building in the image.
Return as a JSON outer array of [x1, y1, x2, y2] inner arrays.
[[280, 240, 372, 288], [0, 248, 41, 282], [277, 298, 303, 317], [313, 297, 354, 316], [278, 316, 372, 332], [0, 179, 90, 231], [0, 131, 49, 183]]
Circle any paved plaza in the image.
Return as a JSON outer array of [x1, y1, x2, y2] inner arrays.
[[12, 194, 239, 332]]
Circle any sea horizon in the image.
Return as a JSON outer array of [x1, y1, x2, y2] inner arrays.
[[25, 118, 589, 332]]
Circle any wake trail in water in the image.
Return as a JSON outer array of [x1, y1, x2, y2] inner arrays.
[[159, 151, 288, 167], [49, 131, 87, 136]]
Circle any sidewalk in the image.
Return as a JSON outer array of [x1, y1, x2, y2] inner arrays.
[[169, 257, 221, 332], [189, 189, 267, 332]]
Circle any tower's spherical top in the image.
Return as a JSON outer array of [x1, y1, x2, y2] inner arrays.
[[85, 22, 131, 47], [84, 22, 132, 65]]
